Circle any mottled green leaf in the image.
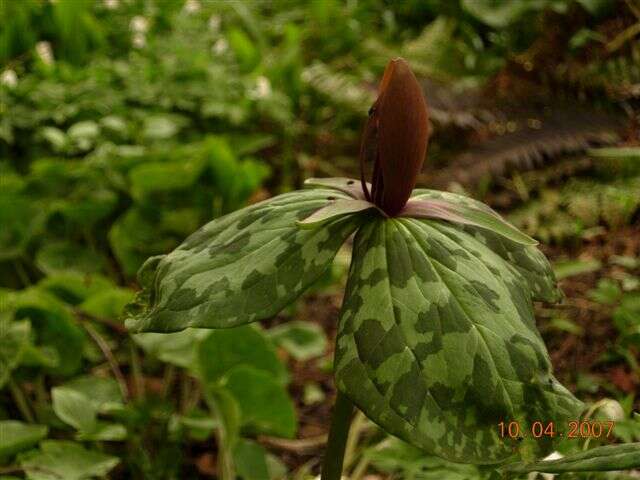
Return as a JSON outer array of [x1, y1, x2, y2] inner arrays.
[[334, 218, 582, 464], [412, 189, 560, 303], [298, 199, 375, 227], [501, 443, 640, 473], [0, 421, 48, 459], [126, 189, 362, 332], [19, 441, 119, 480], [304, 177, 369, 200], [405, 191, 538, 246]]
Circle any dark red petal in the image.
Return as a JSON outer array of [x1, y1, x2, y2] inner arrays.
[[374, 58, 429, 216]]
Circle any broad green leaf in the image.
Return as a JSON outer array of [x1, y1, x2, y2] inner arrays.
[[37, 272, 114, 305], [553, 258, 602, 279], [197, 325, 287, 385], [204, 387, 241, 455], [0, 192, 45, 261], [19, 440, 119, 480], [128, 158, 205, 199], [304, 177, 369, 200], [109, 207, 178, 277], [126, 189, 362, 332], [269, 321, 328, 361], [133, 328, 211, 369], [334, 218, 582, 464], [5, 288, 85, 376], [50, 188, 118, 226], [35, 241, 107, 275], [233, 439, 271, 480], [461, 0, 552, 28], [75, 422, 127, 442], [222, 366, 297, 438], [366, 437, 481, 480], [79, 287, 134, 319], [0, 421, 48, 459], [404, 193, 537, 246], [52, 387, 97, 432], [59, 376, 124, 413], [169, 410, 217, 441], [412, 189, 560, 303], [501, 442, 640, 473], [0, 319, 31, 388]]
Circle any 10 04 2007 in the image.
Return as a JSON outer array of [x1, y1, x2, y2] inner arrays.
[[499, 420, 616, 439]]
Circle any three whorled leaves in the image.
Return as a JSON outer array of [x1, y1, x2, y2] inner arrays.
[[126, 180, 583, 464]]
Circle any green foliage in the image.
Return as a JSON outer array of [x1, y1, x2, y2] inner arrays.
[[1, 1, 638, 478], [126, 189, 362, 332], [268, 321, 328, 361], [501, 442, 640, 473], [509, 176, 640, 244], [18, 441, 119, 480], [0, 422, 48, 460]]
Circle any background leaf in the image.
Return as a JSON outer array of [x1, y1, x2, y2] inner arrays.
[[19, 441, 119, 480]]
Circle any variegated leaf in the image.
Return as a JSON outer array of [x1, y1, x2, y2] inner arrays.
[[304, 177, 370, 200], [298, 199, 376, 228], [334, 218, 582, 464], [405, 190, 537, 246], [126, 189, 362, 332], [410, 188, 560, 303]]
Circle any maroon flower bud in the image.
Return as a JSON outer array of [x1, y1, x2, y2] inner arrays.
[[359, 58, 430, 216]]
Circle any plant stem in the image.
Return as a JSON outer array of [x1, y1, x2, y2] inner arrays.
[[321, 390, 354, 480], [82, 321, 130, 401], [343, 410, 366, 470], [8, 377, 35, 423], [129, 341, 145, 400]]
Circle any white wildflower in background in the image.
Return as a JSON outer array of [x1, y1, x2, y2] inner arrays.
[[212, 38, 228, 55], [208, 14, 221, 32], [104, 0, 119, 9], [36, 41, 54, 65], [130, 16, 149, 34], [132, 33, 146, 49], [1, 69, 18, 88], [250, 76, 272, 99], [183, 0, 200, 13]]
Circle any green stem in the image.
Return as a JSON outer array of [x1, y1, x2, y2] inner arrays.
[[321, 390, 355, 480], [205, 390, 236, 480], [8, 377, 35, 423]]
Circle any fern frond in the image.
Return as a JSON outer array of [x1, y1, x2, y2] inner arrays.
[[429, 107, 623, 188]]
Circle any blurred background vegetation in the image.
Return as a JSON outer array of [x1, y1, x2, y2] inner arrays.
[[0, 0, 638, 479]]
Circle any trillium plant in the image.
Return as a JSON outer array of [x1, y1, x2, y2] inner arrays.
[[127, 59, 640, 478]]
